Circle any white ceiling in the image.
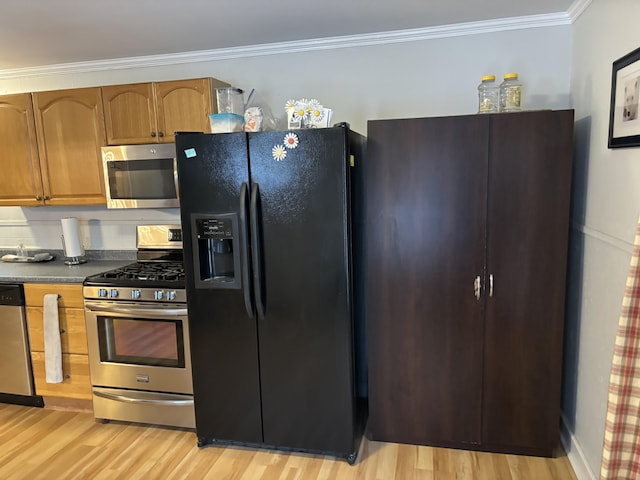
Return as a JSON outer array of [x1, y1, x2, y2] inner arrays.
[[0, 0, 577, 71]]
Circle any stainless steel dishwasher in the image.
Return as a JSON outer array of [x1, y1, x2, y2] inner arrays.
[[0, 284, 43, 407]]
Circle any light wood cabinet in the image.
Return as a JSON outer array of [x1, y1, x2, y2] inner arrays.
[[365, 110, 574, 457], [30, 353, 91, 401], [24, 283, 92, 406], [0, 89, 106, 207], [102, 77, 229, 145], [32, 87, 107, 206], [0, 94, 44, 206], [27, 306, 88, 354], [0, 78, 224, 206]]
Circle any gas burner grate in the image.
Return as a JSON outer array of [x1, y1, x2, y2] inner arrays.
[[84, 261, 185, 287]]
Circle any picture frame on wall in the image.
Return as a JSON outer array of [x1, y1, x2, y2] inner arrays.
[[609, 46, 640, 148]]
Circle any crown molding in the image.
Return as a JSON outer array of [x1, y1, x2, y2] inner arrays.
[[567, 0, 593, 22], [0, 11, 574, 79]]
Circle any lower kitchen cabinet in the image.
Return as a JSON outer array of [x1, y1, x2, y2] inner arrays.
[[29, 352, 91, 400], [365, 110, 574, 457], [24, 283, 92, 410]]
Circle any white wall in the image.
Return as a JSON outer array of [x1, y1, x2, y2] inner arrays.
[[0, 206, 181, 252], [0, 26, 573, 134], [0, 24, 573, 251], [564, 0, 640, 478]]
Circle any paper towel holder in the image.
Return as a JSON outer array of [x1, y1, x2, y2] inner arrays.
[[60, 217, 87, 266], [61, 234, 87, 265]]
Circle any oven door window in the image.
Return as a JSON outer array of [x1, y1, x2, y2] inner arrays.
[[97, 316, 185, 368], [106, 159, 177, 200]]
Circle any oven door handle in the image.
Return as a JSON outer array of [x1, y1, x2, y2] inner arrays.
[[94, 390, 193, 406], [85, 304, 187, 317]]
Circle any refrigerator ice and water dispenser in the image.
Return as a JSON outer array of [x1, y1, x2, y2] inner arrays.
[[192, 214, 241, 289]]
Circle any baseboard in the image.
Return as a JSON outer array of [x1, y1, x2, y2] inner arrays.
[[560, 414, 598, 480], [43, 395, 93, 413]]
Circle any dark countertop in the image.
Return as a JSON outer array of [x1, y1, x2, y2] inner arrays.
[[0, 250, 135, 284]]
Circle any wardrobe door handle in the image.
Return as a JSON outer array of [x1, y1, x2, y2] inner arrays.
[[474, 275, 482, 300], [489, 274, 494, 297]]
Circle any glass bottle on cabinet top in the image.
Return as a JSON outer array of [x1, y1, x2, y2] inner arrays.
[[499, 73, 523, 112], [478, 75, 499, 113]]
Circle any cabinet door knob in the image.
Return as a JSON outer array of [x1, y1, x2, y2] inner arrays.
[[158, 131, 164, 138], [150, 131, 157, 137], [36, 195, 42, 201], [44, 196, 50, 201]]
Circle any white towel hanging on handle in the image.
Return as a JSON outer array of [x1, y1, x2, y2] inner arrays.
[[43, 293, 63, 383]]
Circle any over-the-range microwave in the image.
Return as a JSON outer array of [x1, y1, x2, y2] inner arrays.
[[102, 143, 179, 209]]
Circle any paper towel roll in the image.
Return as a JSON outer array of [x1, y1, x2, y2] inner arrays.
[[61, 217, 84, 258]]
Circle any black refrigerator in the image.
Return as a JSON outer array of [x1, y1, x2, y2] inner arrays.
[[176, 124, 367, 463]]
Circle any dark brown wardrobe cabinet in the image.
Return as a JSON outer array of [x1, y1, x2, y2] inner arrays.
[[364, 110, 574, 457]]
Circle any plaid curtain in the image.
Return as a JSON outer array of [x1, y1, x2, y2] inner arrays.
[[600, 218, 640, 479]]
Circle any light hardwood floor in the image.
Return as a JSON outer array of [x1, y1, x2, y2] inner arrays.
[[0, 404, 577, 479]]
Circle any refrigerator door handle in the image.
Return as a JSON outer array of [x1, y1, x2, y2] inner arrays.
[[250, 182, 266, 320], [240, 182, 255, 319]]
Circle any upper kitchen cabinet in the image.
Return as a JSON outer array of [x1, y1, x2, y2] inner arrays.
[[102, 77, 229, 145], [32, 87, 107, 205], [0, 94, 44, 206]]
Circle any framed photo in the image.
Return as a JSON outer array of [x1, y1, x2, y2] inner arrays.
[[609, 46, 640, 148]]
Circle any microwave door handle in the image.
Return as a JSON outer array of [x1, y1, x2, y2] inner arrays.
[[250, 182, 266, 320], [239, 182, 255, 319], [173, 157, 180, 201]]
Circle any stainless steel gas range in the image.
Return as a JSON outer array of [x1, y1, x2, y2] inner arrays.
[[83, 225, 194, 429]]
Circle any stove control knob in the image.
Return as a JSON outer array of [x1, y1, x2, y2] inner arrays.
[[131, 289, 141, 300], [167, 291, 176, 301], [109, 289, 119, 298], [154, 290, 164, 300], [98, 288, 108, 298]]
